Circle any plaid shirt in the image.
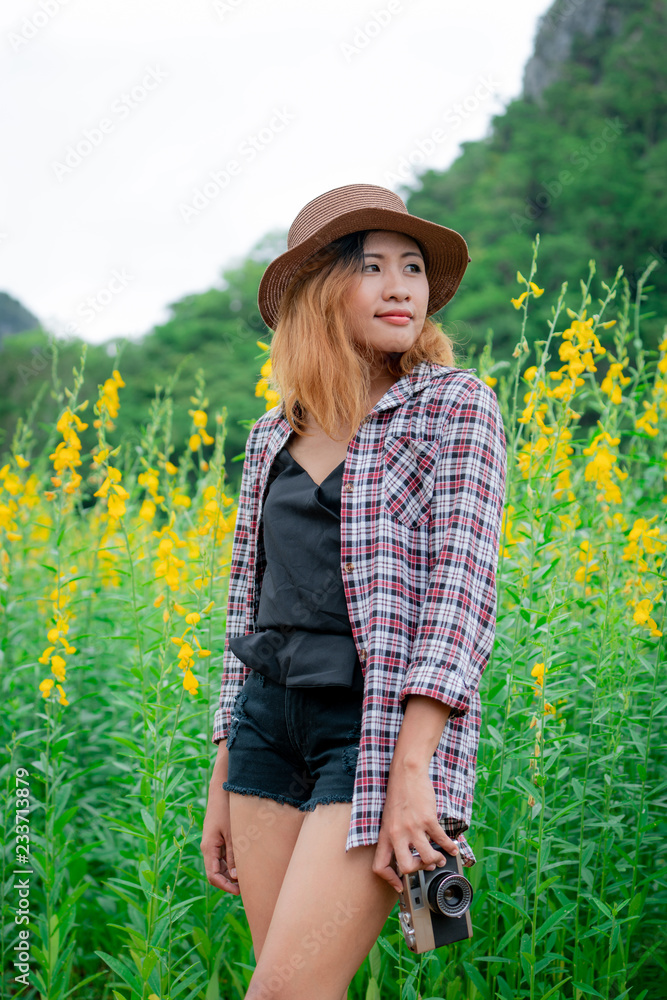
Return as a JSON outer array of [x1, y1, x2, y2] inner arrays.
[[212, 361, 507, 865]]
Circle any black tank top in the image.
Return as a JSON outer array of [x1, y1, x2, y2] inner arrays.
[[227, 445, 364, 690]]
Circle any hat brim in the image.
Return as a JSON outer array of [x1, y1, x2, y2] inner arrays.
[[257, 206, 470, 330]]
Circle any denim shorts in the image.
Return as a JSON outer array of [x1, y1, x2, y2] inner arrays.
[[222, 670, 364, 810]]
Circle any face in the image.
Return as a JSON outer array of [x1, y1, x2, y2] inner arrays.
[[345, 230, 429, 363]]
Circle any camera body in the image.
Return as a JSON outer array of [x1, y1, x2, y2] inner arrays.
[[396, 843, 474, 953]]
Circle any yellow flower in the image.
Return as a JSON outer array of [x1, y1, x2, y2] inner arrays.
[[38, 646, 55, 665], [56, 683, 69, 705], [190, 409, 208, 428], [635, 401, 659, 437], [183, 668, 199, 694], [139, 499, 156, 522], [173, 494, 192, 508], [189, 434, 201, 451], [51, 654, 67, 681], [633, 599, 663, 637], [203, 601, 215, 613], [153, 594, 165, 608], [531, 662, 545, 690], [165, 462, 178, 475], [516, 271, 527, 285], [15, 455, 30, 469], [529, 281, 544, 297], [39, 678, 55, 699], [511, 291, 528, 310], [185, 612, 201, 625], [107, 493, 126, 519], [138, 469, 160, 494]]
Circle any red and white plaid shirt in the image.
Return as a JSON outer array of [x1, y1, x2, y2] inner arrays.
[[212, 361, 507, 864]]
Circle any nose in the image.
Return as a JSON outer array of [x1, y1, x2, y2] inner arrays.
[[381, 264, 411, 302]]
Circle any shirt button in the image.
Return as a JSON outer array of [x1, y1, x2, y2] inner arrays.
[[343, 482, 353, 492], [344, 562, 354, 573]]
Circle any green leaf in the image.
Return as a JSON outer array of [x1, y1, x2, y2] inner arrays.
[[368, 942, 381, 980], [572, 982, 605, 997], [377, 935, 402, 962], [365, 977, 381, 1000], [541, 979, 572, 1000], [95, 951, 143, 996], [462, 961, 490, 998], [535, 904, 574, 941], [486, 889, 531, 920]]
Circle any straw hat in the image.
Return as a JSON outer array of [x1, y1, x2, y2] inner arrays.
[[257, 183, 470, 330]]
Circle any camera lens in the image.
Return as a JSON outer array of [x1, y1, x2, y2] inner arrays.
[[426, 872, 473, 918]]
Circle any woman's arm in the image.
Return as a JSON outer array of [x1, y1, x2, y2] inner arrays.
[[211, 420, 263, 745], [399, 379, 507, 717], [373, 379, 507, 890], [372, 695, 457, 892]]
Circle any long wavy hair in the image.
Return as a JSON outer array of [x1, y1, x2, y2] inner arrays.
[[268, 230, 462, 443]]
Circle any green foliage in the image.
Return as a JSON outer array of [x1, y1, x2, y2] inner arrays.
[[0, 255, 274, 494], [406, 0, 667, 358]]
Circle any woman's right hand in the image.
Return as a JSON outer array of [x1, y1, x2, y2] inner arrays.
[[201, 741, 241, 895]]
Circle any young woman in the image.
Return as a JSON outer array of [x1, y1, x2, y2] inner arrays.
[[201, 183, 507, 1000]]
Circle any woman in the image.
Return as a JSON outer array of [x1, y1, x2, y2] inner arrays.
[[201, 183, 507, 1000]]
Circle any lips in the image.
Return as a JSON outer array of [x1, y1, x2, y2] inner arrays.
[[376, 311, 412, 326]]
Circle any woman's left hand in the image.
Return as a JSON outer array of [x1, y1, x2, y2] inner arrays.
[[372, 762, 460, 892]]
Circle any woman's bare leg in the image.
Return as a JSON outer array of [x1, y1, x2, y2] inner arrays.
[[242, 801, 398, 1000], [228, 793, 352, 1000], [228, 792, 306, 958]]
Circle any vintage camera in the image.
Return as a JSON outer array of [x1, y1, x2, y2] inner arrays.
[[396, 843, 474, 952]]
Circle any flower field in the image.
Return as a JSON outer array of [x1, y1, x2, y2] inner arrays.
[[1, 246, 665, 1000]]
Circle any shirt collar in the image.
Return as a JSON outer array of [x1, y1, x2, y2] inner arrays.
[[275, 360, 467, 422]]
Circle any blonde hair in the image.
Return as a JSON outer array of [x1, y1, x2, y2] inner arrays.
[[268, 231, 461, 443]]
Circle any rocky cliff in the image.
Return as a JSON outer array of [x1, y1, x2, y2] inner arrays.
[[522, 0, 626, 103]]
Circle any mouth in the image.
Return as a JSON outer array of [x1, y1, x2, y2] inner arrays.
[[375, 311, 413, 326]]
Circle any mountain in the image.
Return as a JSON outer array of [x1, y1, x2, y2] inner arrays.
[[0, 291, 40, 344]]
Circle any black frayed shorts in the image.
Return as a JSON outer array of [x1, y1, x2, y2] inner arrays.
[[222, 669, 364, 811]]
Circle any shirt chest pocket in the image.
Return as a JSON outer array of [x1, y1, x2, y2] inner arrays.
[[382, 435, 441, 528]]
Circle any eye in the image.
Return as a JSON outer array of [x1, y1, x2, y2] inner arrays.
[[362, 262, 380, 271], [406, 263, 423, 273]]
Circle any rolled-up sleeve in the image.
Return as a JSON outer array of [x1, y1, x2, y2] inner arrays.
[[399, 380, 507, 718], [211, 423, 259, 744]]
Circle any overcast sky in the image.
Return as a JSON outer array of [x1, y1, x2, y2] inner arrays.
[[1, 0, 553, 345]]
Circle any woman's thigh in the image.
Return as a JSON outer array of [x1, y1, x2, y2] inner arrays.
[[244, 801, 398, 1000], [228, 791, 306, 959]]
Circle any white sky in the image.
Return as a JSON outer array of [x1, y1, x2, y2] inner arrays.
[[1, 0, 553, 344]]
